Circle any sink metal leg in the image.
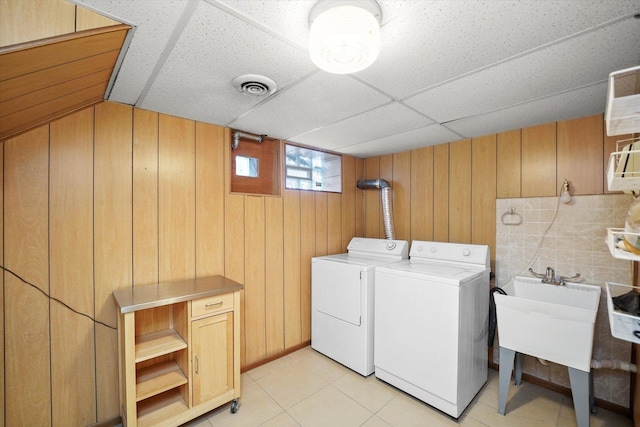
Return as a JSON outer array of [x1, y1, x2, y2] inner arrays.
[[589, 371, 596, 414], [568, 367, 590, 427], [514, 352, 524, 386], [498, 347, 516, 415]]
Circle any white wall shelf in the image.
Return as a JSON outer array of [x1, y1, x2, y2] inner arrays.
[[606, 137, 640, 192], [606, 282, 640, 344], [606, 228, 640, 261], [605, 65, 640, 136]]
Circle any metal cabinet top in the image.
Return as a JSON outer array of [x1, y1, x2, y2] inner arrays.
[[113, 275, 244, 313]]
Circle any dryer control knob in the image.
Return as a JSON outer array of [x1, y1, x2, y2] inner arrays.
[[463, 249, 471, 256], [430, 247, 436, 253], [386, 242, 397, 250]]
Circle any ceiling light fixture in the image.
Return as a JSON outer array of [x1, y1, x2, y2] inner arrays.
[[308, 0, 382, 75]]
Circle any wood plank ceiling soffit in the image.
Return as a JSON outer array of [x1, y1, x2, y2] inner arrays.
[[0, 24, 131, 141]]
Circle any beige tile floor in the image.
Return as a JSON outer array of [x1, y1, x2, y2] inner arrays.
[[186, 346, 632, 427]]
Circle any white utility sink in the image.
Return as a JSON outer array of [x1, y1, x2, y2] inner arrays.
[[494, 276, 601, 372]]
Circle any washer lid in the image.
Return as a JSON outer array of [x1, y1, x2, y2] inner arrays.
[[377, 259, 489, 284], [313, 252, 405, 269]]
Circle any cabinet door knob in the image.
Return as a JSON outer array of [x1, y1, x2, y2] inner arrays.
[[195, 356, 199, 374]]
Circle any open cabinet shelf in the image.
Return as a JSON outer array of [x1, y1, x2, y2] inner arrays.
[[135, 329, 187, 363], [137, 389, 189, 427], [136, 360, 188, 402]]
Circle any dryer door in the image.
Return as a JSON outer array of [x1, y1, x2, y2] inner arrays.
[[312, 261, 362, 326]]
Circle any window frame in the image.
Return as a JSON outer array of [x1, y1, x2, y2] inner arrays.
[[284, 143, 342, 193], [230, 133, 280, 196]]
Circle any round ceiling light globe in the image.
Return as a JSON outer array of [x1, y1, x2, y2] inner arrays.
[[309, 4, 381, 74]]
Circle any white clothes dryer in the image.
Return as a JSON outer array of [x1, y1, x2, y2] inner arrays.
[[374, 240, 490, 418], [311, 237, 409, 376]]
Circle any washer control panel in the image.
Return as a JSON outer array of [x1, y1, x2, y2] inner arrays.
[[347, 237, 409, 259], [410, 241, 489, 267]]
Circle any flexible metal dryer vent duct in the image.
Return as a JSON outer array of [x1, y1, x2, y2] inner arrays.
[[357, 179, 396, 240], [232, 131, 266, 150]]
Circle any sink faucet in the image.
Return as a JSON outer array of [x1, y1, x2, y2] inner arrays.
[[528, 267, 581, 286]]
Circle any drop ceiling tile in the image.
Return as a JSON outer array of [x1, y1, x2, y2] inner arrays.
[[405, 17, 640, 123], [74, 0, 193, 105], [357, 0, 640, 99], [139, 0, 315, 126], [138, 65, 259, 125], [214, 0, 314, 48], [291, 102, 432, 151], [339, 124, 462, 158], [444, 82, 608, 139], [229, 72, 391, 140], [376, 1, 428, 25]]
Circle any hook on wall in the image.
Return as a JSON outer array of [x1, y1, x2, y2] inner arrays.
[[232, 131, 266, 149]]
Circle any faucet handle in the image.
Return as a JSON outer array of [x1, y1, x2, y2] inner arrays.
[[529, 267, 555, 278], [528, 267, 542, 278], [528, 267, 547, 280], [559, 273, 581, 284], [529, 268, 579, 286]]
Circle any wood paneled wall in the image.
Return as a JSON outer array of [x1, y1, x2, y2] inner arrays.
[[362, 114, 616, 271], [0, 142, 3, 427], [1, 103, 364, 426], [0, 108, 619, 426], [0, 0, 119, 47]]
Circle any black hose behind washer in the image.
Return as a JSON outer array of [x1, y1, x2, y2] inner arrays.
[[488, 287, 507, 347]]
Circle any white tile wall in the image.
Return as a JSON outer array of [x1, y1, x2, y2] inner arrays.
[[494, 193, 634, 408]]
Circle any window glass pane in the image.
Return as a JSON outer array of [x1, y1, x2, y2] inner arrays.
[[287, 167, 311, 179], [236, 156, 259, 177], [286, 178, 299, 189], [285, 144, 342, 192], [300, 179, 312, 190]]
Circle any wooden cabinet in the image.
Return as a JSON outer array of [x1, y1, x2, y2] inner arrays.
[[521, 122, 557, 197], [557, 114, 604, 195], [192, 312, 234, 405], [113, 276, 243, 427], [191, 293, 235, 407]]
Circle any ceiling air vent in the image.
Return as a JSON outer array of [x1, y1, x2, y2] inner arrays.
[[232, 74, 277, 96]]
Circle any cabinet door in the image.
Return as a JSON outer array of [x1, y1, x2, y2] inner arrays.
[[192, 312, 234, 406]]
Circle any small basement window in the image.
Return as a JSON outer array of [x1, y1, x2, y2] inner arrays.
[[231, 132, 280, 195], [285, 144, 341, 193], [235, 156, 259, 177]]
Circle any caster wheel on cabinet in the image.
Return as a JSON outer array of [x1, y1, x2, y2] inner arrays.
[[231, 399, 240, 414]]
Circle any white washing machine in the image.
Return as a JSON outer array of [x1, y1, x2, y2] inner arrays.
[[312, 237, 409, 376], [374, 240, 490, 418]]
